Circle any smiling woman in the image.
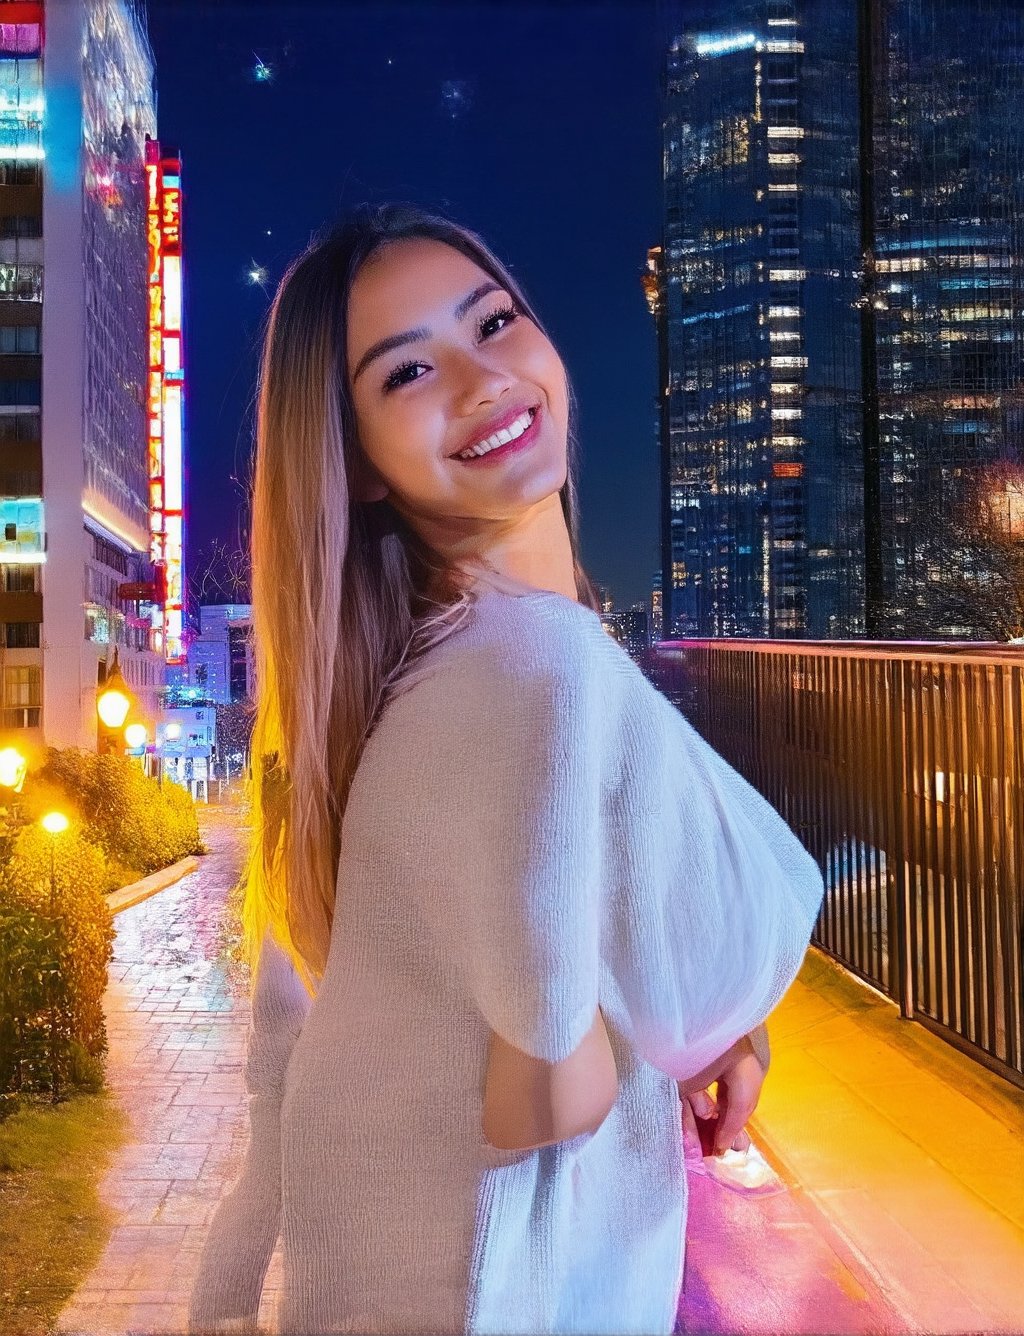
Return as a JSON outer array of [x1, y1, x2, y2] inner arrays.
[[186, 201, 824, 1336]]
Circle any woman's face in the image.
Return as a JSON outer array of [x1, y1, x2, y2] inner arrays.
[[345, 237, 569, 545]]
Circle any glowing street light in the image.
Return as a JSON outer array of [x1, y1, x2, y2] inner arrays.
[[0, 745, 26, 792], [41, 811, 69, 835], [97, 646, 135, 757], [97, 646, 132, 729], [124, 722, 148, 750]]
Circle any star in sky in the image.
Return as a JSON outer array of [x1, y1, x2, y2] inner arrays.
[[440, 78, 475, 120]]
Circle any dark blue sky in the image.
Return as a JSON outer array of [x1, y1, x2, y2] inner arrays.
[[146, 1, 680, 608]]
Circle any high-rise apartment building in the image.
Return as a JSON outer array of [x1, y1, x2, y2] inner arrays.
[[0, 0, 184, 757]]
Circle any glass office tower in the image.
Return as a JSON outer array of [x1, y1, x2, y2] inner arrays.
[[654, 0, 1024, 641], [868, 0, 1024, 638], [657, 0, 863, 639]]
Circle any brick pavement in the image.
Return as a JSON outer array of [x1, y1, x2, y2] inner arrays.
[[55, 802, 281, 1336], [55, 800, 913, 1336]]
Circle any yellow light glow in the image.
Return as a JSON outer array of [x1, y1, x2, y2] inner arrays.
[[0, 746, 26, 789], [124, 723, 148, 748], [97, 686, 132, 728], [41, 811, 69, 835]]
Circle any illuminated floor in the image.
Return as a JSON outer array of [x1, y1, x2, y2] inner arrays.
[[725, 948, 1024, 1335], [55, 801, 1024, 1334]]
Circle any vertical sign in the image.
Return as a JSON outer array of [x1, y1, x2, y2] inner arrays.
[[144, 136, 185, 663]]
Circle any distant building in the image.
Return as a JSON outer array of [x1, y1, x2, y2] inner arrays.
[[160, 701, 215, 800], [865, 0, 1024, 637], [166, 602, 252, 705], [652, 0, 1024, 641], [651, 0, 862, 639]]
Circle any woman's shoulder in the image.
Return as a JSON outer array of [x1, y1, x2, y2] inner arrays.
[[378, 586, 644, 738], [432, 586, 642, 691]]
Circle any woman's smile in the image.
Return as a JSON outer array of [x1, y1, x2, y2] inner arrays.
[[453, 405, 542, 464]]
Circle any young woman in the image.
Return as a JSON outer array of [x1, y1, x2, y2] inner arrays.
[[187, 202, 824, 1335]]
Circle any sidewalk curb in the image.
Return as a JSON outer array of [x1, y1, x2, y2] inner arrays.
[[748, 1114, 911, 1330], [106, 854, 201, 915]]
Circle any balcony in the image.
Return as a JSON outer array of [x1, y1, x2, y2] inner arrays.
[[642, 635, 1023, 1333], [645, 634, 1023, 1088]]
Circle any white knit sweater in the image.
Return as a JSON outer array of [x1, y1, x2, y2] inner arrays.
[[187, 578, 824, 1334]]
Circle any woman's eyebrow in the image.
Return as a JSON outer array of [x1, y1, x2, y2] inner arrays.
[[351, 280, 504, 384]]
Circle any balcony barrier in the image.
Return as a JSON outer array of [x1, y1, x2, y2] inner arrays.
[[644, 637, 1024, 1089]]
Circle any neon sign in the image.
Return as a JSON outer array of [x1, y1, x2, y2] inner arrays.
[[145, 137, 185, 664]]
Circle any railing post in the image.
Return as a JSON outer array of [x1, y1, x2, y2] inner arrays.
[[893, 656, 915, 1020]]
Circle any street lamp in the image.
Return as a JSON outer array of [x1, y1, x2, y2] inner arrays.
[[124, 722, 148, 779], [40, 809, 70, 1104], [124, 722, 147, 749], [0, 745, 27, 843], [0, 745, 26, 791], [97, 646, 133, 756]]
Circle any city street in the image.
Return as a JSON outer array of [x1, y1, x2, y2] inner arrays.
[[53, 801, 1022, 1336]]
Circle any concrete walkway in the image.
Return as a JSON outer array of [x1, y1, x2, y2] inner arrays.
[[743, 949, 1024, 1335], [56, 803, 282, 1336], [55, 801, 1024, 1334]]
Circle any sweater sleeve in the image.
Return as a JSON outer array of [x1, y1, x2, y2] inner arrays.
[[187, 929, 312, 1334], [414, 639, 605, 1066], [603, 685, 825, 1084]]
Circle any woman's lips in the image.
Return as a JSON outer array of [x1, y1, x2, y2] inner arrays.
[[453, 405, 542, 464]]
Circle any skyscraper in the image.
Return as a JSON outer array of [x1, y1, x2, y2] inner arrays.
[[652, 0, 1024, 641], [0, 0, 180, 756], [865, 0, 1024, 638], [653, 0, 863, 639]]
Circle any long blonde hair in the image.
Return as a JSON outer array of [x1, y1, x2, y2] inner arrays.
[[242, 202, 601, 996]]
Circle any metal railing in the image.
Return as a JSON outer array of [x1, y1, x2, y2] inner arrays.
[[644, 638, 1024, 1089]]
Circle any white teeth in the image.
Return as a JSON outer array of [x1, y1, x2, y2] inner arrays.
[[456, 408, 535, 460]]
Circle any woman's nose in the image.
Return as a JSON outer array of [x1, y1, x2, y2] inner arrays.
[[450, 353, 516, 412]]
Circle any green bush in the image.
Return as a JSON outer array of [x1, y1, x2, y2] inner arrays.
[[37, 747, 204, 879], [0, 824, 114, 1105], [0, 747, 205, 1104]]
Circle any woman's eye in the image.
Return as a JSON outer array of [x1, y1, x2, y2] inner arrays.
[[382, 360, 424, 392], [478, 302, 521, 338], [382, 303, 521, 392]]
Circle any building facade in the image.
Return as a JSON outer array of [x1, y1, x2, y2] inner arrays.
[[0, 0, 186, 760], [867, 0, 1024, 637], [652, 0, 865, 640], [166, 602, 252, 706], [653, 0, 1024, 641]]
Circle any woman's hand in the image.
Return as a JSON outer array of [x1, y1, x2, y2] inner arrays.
[[677, 1032, 768, 1156], [681, 1087, 751, 1156]]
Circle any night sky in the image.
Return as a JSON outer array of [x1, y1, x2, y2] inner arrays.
[[145, 0, 682, 609]]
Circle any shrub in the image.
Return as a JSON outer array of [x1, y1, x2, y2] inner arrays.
[[37, 747, 204, 878], [0, 824, 114, 1104]]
